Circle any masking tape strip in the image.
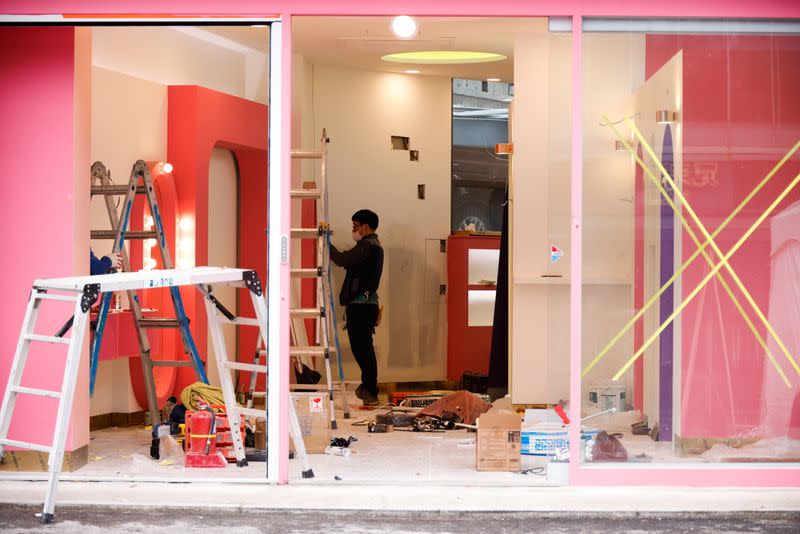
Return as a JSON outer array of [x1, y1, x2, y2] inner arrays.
[[582, 127, 800, 381], [613, 172, 800, 381], [628, 118, 800, 381], [601, 118, 790, 388]]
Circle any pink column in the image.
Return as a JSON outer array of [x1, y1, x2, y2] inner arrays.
[[0, 26, 90, 452], [568, 14, 583, 482]]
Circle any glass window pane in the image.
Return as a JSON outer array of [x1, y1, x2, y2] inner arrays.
[[581, 20, 800, 465], [451, 79, 510, 232]]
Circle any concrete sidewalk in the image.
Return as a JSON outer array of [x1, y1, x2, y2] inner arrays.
[[2, 506, 800, 534], [1, 480, 799, 513]]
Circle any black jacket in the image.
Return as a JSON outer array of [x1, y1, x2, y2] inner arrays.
[[330, 234, 384, 306]]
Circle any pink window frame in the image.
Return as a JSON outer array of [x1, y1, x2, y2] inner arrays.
[[4, 0, 800, 487]]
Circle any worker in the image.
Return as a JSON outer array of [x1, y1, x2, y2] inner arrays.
[[90, 248, 122, 275], [329, 209, 384, 406]]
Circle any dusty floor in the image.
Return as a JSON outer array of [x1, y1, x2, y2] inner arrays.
[[2, 391, 712, 486], [72, 392, 705, 485]]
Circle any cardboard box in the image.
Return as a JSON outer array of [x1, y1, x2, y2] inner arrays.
[[0, 445, 87, 472], [254, 417, 266, 450], [291, 392, 331, 454], [476, 397, 521, 471]]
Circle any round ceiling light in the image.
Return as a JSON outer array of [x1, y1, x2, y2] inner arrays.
[[391, 16, 417, 39], [381, 51, 507, 64]]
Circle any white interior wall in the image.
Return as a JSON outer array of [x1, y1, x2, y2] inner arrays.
[[90, 67, 167, 416], [90, 27, 268, 416], [308, 63, 451, 383], [510, 32, 572, 405], [91, 27, 268, 105], [511, 32, 645, 405], [207, 148, 239, 388]]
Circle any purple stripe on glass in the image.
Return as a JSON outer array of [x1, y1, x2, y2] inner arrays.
[[659, 125, 674, 441]]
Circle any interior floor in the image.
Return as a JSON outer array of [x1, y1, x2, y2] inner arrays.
[[73, 392, 712, 485]]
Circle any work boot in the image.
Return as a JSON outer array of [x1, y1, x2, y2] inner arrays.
[[361, 389, 380, 406]]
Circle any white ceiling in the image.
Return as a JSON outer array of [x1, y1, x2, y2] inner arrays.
[[292, 17, 548, 82], [181, 17, 547, 81]]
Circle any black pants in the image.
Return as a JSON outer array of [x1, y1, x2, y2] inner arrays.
[[345, 303, 379, 396]]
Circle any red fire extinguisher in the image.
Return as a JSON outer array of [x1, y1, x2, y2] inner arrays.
[[185, 406, 228, 468]]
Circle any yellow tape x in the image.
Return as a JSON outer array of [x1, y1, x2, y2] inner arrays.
[[582, 116, 800, 388]]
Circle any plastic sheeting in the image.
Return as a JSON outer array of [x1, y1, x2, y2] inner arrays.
[[760, 200, 800, 440]]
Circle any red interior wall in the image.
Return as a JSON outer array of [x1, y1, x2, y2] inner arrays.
[[165, 86, 268, 399], [646, 35, 800, 439]]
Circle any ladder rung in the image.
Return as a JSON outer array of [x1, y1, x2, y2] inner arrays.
[[233, 317, 259, 327], [290, 228, 321, 239], [231, 407, 267, 418], [290, 308, 323, 318], [256, 349, 266, 356], [151, 360, 195, 368], [34, 293, 80, 303], [91, 185, 146, 196], [23, 334, 70, 345], [0, 438, 51, 453], [224, 361, 268, 373], [139, 318, 180, 329], [291, 268, 322, 278], [290, 149, 323, 159], [291, 384, 332, 391], [291, 189, 321, 199], [91, 230, 158, 240], [291, 346, 335, 356], [12, 386, 61, 399]]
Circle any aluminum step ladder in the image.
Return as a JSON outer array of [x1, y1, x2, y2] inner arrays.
[[247, 129, 351, 426], [199, 278, 314, 479], [88, 160, 207, 424], [0, 267, 313, 522]]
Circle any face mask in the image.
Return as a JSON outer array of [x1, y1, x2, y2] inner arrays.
[[352, 230, 363, 242]]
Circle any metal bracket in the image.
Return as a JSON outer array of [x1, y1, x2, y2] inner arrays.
[[243, 270, 263, 296], [81, 284, 100, 313]]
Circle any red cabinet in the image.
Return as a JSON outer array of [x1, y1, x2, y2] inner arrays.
[[446, 235, 500, 381]]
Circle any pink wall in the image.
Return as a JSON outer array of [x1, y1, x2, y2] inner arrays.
[[3, 1, 800, 18], [645, 35, 800, 439], [0, 26, 90, 451]]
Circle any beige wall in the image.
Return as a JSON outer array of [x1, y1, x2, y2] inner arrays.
[[511, 32, 645, 405], [306, 63, 451, 382], [207, 148, 239, 388], [91, 27, 267, 104], [90, 67, 167, 416], [510, 32, 572, 405]]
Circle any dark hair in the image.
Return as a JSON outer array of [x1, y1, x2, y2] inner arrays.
[[352, 209, 379, 230]]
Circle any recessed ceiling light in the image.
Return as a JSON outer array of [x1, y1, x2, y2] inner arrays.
[[391, 16, 417, 39], [487, 78, 501, 82], [404, 69, 420, 74], [381, 51, 507, 64]]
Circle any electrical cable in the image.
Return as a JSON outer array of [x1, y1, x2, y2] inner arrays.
[[516, 466, 546, 476]]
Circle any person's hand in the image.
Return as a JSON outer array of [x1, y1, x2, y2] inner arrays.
[[108, 252, 123, 270]]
